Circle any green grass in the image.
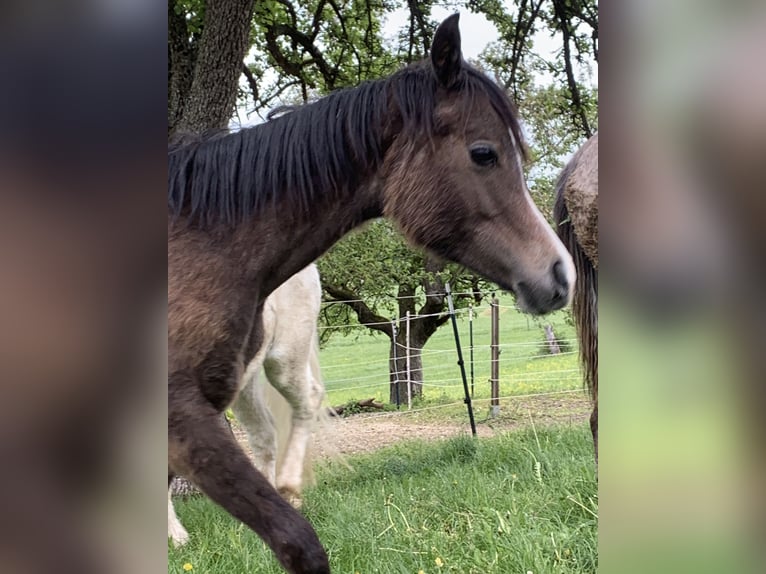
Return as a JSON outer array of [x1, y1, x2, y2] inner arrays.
[[319, 296, 580, 414], [169, 425, 597, 573]]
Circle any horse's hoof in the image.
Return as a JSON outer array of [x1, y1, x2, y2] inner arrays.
[[169, 528, 190, 548], [278, 486, 303, 509]]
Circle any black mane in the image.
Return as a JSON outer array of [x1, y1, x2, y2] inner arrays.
[[168, 61, 527, 226]]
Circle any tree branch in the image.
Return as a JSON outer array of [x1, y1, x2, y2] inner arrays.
[[394, 286, 412, 319], [552, 0, 593, 138], [419, 280, 446, 318], [264, 25, 304, 78], [327, 0, 358, 84], [323, 284, 393, 337], [241, 62, 259, 104], [266, 23, 336, 90], [257, 78, 302, 112], [310, 0, 328, 42], [507, 0, 528, 99], [275, 0, 299, 30], [406, 257, 448, 341], [500, 0, 543, 95], [406, 0, 431, 58]]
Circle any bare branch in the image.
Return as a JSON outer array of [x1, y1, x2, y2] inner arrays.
[[406, 0, 431, 57], [323, 284, 393, 337], [266, 23, 336, 89], [275, 0, 299, 29], [552, 0, 593, 138], [241, 62, 259, 104]]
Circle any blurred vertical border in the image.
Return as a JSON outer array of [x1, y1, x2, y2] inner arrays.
[[600, 1, 764, 573], [0, 1, 167, 573]]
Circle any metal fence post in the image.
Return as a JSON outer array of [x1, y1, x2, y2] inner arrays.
[[490, 295, 500, 418], [445, 282, 477, 436]]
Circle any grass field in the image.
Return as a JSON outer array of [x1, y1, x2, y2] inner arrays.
[[169, 426, 597, 574], [318, 295, 580, 418]]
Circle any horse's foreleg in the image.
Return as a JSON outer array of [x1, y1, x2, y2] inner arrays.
[[231, 371, 278, 485], [268, 361, 325, 507], [167, 489, 189, 547], [168, 381, 329, 574]]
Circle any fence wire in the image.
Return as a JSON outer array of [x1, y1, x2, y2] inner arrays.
[[317, 301, 581, 404], [334, 389, 587, 421]]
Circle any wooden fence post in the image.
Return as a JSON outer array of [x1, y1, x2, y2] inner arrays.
[[391, 317, 400, 409], [544, 324, 561, 355]]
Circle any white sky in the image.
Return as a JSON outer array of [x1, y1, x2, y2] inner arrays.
[[383, 6, 500, 62]]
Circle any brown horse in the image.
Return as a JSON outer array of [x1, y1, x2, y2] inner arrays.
[[554, 133, 598, 462], [168, 14, 574, 574]]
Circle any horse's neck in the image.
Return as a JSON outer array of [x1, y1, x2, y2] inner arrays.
[[243, 178, 384, 296]]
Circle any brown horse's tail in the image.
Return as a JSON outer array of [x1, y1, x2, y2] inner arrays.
[[553, 166, 598, 407]]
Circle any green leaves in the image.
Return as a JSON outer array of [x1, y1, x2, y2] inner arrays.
[[247, 0, 396, 109], [317, 220, 493, 343], [172, 0, 205, 35]]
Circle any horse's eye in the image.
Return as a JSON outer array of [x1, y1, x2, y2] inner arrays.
[[469, 144, 498, 167]]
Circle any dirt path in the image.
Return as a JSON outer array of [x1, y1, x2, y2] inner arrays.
[[171, 393, 590, 496], [234, 392, 591, 459]]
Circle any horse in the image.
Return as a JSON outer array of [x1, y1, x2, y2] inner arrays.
[[168, 263, 325, 547], [168, 14, 575, 573], [553, 133, 598, 463]]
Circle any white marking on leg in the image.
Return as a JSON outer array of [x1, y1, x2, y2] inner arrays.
[[168, 490, 190, 547]]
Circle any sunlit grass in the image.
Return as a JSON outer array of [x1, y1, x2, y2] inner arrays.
[[169, 425, 597, 573]]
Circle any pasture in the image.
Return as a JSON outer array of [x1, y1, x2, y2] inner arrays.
[[169, 427, 597, 573], [171, 299, 595, 573], [319, 295, 581, 422]]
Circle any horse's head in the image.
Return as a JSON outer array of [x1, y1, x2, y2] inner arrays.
[[382, 14, 575, 315]]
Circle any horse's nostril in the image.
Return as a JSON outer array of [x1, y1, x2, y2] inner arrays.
[[552, 260, 568, 289]]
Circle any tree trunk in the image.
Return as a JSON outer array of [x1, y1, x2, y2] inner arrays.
[[172, 0, 256, 134], [167, 0, 197, 134], [544, 324, 561, 355], [388, 333, 425, 405]]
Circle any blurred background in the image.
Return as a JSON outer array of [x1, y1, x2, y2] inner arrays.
[[599, 1, 764, 573]]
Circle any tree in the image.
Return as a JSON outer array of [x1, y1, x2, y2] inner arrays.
[[318, 221, 486, 403], [470, 0, 598, 139], [168, 0, 256, 134], [238, 0, 398, 117], [473, 0, 598, 215]]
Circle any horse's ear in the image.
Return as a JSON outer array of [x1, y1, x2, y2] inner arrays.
[[431, 13, 462, 88]]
